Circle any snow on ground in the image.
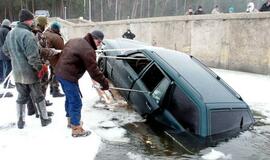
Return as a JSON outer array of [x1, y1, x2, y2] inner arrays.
[[0, 73, 133, 160], [0, 69, 270, 160]]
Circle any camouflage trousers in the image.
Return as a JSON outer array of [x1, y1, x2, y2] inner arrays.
[[49, 66, 61, 93]]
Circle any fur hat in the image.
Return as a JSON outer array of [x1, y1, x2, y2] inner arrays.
[[36, 16, 48, 27], [91, 30, 104, 41], [19, 9, 34, 22], [1, 19, 11, 27]]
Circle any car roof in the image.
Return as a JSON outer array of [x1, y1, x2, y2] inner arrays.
[[103, 39, 242, 104]]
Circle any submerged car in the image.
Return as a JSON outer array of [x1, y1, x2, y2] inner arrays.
[[97, 38, 255, 138]]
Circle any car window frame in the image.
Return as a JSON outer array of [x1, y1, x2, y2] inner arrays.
[[123, 51, 152, 76]]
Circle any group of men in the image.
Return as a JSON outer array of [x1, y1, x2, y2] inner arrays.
[[1, 9, 109, 137]]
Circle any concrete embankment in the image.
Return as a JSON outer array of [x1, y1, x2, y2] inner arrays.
[[51, 12, 270, 75]]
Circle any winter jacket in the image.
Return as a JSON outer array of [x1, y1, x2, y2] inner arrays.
[[42, 28, 64, 67], [55, 33, 107, 86], [122, 31, 136, 40], [259, 2, 270, 12], [0, 25, 11, 60], [2, 22, 42, 84]]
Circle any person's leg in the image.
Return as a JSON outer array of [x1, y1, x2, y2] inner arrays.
[[50, 67, 64, 97], [15, 83, 31, 129], [0, 60, 4, 83], [29, 82, 51, 126], [57, 78, 81, 125], [57, 77, 70, 118], [56, 77, 90, 137]]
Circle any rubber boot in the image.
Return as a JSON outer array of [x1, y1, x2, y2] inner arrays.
[[36, 100, 52, 127], [16, 103, 26, 129], [27, 99, 36, 116]]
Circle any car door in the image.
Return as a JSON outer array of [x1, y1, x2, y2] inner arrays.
[[111, 52, 151, 99], [129, 63, 171, 115]]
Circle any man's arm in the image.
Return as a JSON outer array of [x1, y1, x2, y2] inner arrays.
[[2, 40, 10, 58], [24, 35, 43, 71]]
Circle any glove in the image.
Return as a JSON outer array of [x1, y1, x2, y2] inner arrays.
[[100, 79, 109, 90], [37, 64, 48, 79]]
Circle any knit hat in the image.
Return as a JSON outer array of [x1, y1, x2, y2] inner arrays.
[[51, 22, 61, 31], [19, 9, 34, 22], [91, 30, 104, 41], [1, 19, 11, 27], [36, 16, 48, 27]]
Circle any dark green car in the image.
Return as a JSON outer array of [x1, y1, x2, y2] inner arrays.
[[97, 38, 255, 137]]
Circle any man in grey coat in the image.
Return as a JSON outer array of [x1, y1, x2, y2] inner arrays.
[[3, 9, 52, 129]]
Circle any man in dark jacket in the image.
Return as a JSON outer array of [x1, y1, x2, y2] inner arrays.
[[195, 5, 205, 15], [56, 30, 109, 137], [122, 29, 136, 40], [260, 0, 270, 11], [3, 9, 52, 129], [0, 19, 14, 92]]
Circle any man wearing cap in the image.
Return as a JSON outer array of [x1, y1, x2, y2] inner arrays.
[[2, 9, 52, 129], [55, 30, 109, 137]]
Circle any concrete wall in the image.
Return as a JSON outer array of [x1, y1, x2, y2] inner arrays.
[[51, 12, 270, 75]]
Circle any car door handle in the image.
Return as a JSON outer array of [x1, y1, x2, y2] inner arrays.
[[128, 76, 134, 82]]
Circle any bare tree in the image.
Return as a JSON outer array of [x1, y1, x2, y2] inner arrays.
[[131, 0, 139, 19], [7, 0, 13, 21], [175, 0, 178, 15], [147, 0, 150, 17], [31, 0, 35, 13], [101, 0, 103, 21], [140, 0, 143, 18], [115, 0, 118, 20]]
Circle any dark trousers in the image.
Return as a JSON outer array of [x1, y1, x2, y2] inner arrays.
[[0, 60, 3, 82], [15, 82, 44, 105], [56, 76, 82, 126]]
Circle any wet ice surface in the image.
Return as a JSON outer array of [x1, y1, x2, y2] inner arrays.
[[1, 68, 270, 160]]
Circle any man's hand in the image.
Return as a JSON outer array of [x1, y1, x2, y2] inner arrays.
[[37, 64, 48, 79], [100, 79, 109, 90]]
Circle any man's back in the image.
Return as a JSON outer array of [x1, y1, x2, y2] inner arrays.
[[3, 22, 41, 84], [122, 31, 135, 40]]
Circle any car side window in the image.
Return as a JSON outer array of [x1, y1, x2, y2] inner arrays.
[[126, 53, 150, 74], [141, 64, 165, 92], [152, 78, 170, 104]]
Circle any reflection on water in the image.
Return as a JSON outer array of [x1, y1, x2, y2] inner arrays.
[[95, 108, 270, 160]]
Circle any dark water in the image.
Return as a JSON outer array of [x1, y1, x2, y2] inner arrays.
[[95, 108, 270, 160]]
